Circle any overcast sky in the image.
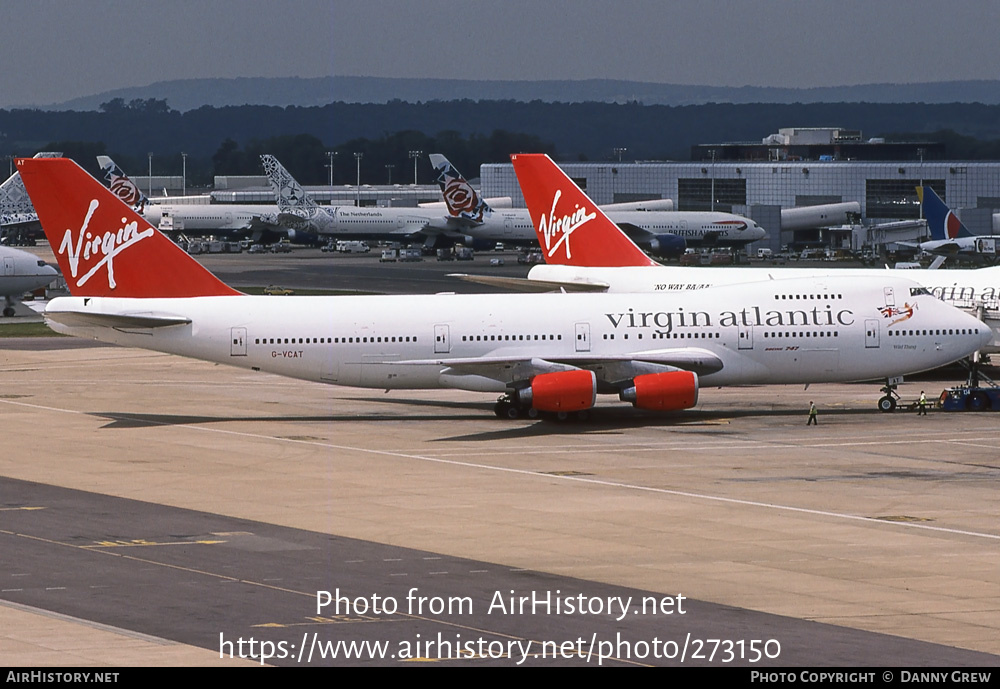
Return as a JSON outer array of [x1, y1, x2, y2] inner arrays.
[[1, 0, 998, 108]]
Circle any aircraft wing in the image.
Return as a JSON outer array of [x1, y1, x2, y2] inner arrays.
[[0, 213, 41, 229], [396, 220, 433, 236], [923, 241, 964, 255], [393, 349, 724, 386], [247, 214, 281, 232], [441, 215, 482, 230], [276, 212, 312, 230], [447, 273, 610, 293], [45, 310, 191, 330], [615, 222, 653, 242]]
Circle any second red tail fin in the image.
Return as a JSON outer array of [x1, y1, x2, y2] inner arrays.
[[17, 157, 240, 298], [511, 154, 657, 267]]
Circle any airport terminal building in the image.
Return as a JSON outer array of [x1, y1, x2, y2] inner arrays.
[[482, 159, 1000, 253]]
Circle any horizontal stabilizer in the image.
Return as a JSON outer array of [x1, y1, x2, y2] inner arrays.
[[45, 310, 191, 329], [447, 273, 610, 292]]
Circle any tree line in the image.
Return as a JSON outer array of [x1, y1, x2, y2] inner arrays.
[[2, 99, 1000, 186]]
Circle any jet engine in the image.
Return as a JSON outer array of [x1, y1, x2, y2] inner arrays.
[[515, 370, 596, 412], [619, 371, 698, 410], [284, 229, 323, 246], [647, 234, 686, 258], [462, 235, 497, 252]]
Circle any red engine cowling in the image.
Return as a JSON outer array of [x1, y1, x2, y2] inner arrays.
[[619, 371, 698, 411], [516, 370, 597, 412]]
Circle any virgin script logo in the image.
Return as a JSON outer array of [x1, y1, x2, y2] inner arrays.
[[878, 302, 917, 326], [58, 199, 154, 290], [538, 190, 596, 260]]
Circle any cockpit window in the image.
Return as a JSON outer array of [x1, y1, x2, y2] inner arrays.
[[909, 287, 930, 297]]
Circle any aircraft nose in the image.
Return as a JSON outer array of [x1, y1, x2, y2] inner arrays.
[[977, 321, 993, 350], [954, 308, 992, 351]]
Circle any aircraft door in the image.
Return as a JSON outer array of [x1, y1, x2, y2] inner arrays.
[[504, 218, 513, 235], [575, 322, 591, 352], [230, 327, 247, 356], [738, 325, 753, 350], [883, 287, 895, 307], [865, 319, 880, 348], [434, 324, 451, 353], [3, 257, 12, 276]]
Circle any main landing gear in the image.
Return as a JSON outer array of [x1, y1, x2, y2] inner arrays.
[[493, 396, 539, 420], [492, 395, 591, 422]]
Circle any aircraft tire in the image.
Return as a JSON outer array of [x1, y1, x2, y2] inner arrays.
[[877, 396, 896, 413], [2, 306, 14, 317]]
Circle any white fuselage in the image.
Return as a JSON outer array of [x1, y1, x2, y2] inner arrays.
[[1, 246, 57, 298], [462, 209, 766, 247], [528, 264, 1000, 352], [320, 206, 440, 237], [142, 204, 279, 232], [43, 278, 988, 399], [279, 205, 443, 239]]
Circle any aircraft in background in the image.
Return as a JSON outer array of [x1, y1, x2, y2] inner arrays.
[[96, 156, 288, 242], [430, 154, 766, 257], [909, 186, 982, 258], [261, 154, 459, 247], [0, 152, 64, 244], [455, 154, 1000, 363], [0, 245, 58, 316], [18, 157, 989, 418]]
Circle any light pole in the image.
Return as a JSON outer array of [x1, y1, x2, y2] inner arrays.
[[385, 164, 394, 185], [181, 152, 187, 196], [147, 153, 153, 197], [917, 147, 925, 219], [354, 152, 363, 206], [409, 150, 422, 185], [326, 151, 337, 187], [613, 147, 627, 163], [709, 149, 717, 211]]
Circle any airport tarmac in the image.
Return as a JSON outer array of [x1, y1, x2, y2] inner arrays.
[[1, 337, 999, 666], [2, 245, 999, 666]]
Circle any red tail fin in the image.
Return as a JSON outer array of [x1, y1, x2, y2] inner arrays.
[[511, 154, 657, 267], [17, 157, 240, 298]]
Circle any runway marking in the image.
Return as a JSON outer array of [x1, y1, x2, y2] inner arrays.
[[0, 506, 45, 512], [82, 538, 227, 548], [3, 397, 1000, 547], [2, 528, 556, 658]]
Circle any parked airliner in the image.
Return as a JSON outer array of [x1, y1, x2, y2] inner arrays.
[[97, 156, 286, 241], [450, 154, 1000, 364], [0, 245, 58, 316], [908, 186, 981, 258], [18, 157, 988, 419], [0, 152, 63, 241], [430, 154, 766, 256], [261, 155, 452, 245]]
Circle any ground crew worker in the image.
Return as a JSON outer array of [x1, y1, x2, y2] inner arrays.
[[918, 391, 928, 415], [807, 401, 818, 425]]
